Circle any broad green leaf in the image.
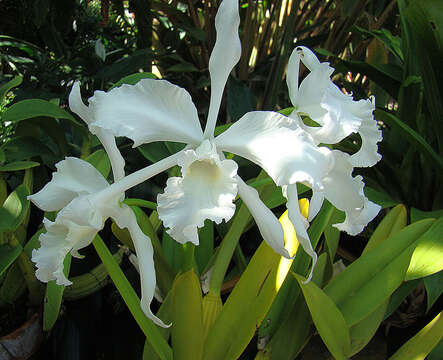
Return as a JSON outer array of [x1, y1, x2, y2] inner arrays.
[[348, 301, 388, 356], [424, 271, 443, 311], [1, 136, 55, 163], [389, 311, 443, 360], [375, 109, 443, 171], [0, 184, 30, 232], [293, 273, 351, 360], [0, 76, 23, 102], [138, 142, 172, 163], [363, 204, 407, 255], [3, 99, 79, 124], [0, 161, 40, 172], [258, 201, 329, 349], [43, 254, 72, 331], [324, 219, 435, 326], [92, 235, 172, 360], [172, 269, 203, 360], [347, 205, 407, 355], [85, 149, 111, 179], [111, 72, 157, 89], [203, 224, 299, 360], [266, 254, 330, 360], [406, 216, 443, 280], [0, 244, 22, 277]]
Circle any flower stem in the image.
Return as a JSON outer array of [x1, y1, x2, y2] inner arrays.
[[182, 243, 195, 273]]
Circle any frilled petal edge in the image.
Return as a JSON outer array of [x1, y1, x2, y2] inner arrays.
[[28, 157, 110, 212], [157, 140, 238, 245], [32, 218, 98, 286]]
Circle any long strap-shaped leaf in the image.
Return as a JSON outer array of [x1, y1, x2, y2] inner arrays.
[[389, 311, 443, 360], [92, 235, 172, 360]]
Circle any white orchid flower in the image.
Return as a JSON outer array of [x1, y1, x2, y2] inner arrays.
[[28, 92, 180, 327], [65, 0, 381, 282], [29, 155, 178, 327], [286, 46, 383, 168]]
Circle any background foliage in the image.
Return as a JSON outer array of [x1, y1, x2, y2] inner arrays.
[[0, 0, 442, 359]]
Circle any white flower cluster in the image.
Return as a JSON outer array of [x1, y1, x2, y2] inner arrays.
[[29, 0, 381, 327]]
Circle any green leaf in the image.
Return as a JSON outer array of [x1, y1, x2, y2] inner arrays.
[[0, 244, 22, 277], [203, 239, 292, 360], [389, 311, 443, 360], [92, 235, 172, 360], [85, 149, 111, 179], [3, 99, 79, 124], [1, 136, 55, 163], [0, 161, 40, 172], [293, 273, 351, 360], [123, 198, 157, 210], [384, 279, 422, 320], [0, 76, 23, 102], [111, 72, 157, 89], [411, 208, 443, 223], [406, 216, 443, 280], [365, 186, 399, 208], [195, 220, 214, 274], [43, 254, 72, 331], [138, 142, 172, 163], [324, 219, 435, 326], [363, 204, 407, 255], [424, 271, 443, 311], [375, 109, 443, 171], [171, 269, 203, 360], [354, 26, 403, 61], [0, 184, 30, 232], [348, 301, 388, 356], [428, 339, 443, 360]]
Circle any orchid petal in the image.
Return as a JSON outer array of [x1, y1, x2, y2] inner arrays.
[[203, 0, 241, 138], [113, 206, 170, 328], [283, 184, 317, 283], [350, 113, 383, 167], [287, 47, 382, 166], [215, 111, 332, 188], [69, 82, 126, 181], [87, 79, 203, 147], [31, 217, 97, 286], [236, 177, 290, 258], [322, 151, 381, 234], [28, 157, 109, 211], [157, 140, 238, 245]]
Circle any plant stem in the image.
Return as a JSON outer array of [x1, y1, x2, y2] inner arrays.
[[182, 243, 195, 273]]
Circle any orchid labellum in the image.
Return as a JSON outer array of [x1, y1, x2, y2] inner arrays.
[[29, 0, 382, 327]]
